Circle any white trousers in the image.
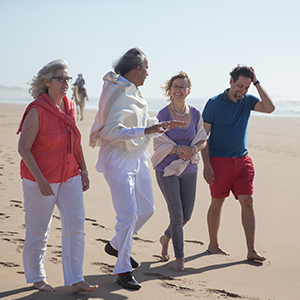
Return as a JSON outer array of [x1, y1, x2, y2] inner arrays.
[[103, 159, 155, 274], [22, 175, 85, 286]]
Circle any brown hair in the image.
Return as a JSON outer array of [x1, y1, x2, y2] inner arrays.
[[162, 71, 192, 100], [230, 65, 254, 82]]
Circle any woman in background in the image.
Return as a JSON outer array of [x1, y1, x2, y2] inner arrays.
[[151, 72, 207, 271], [17, 59, 98, 293]]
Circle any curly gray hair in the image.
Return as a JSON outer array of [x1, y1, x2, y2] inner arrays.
[[28, 59, 68, 99]]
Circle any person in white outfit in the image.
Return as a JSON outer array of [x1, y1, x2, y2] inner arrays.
[[89, 48, 185, 290], [17, 59, 98, 293]]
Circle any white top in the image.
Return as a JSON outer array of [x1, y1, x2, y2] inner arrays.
[[90, 72, 157, 173]]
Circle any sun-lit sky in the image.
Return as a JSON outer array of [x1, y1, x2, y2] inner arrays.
[[0, 0, 299, 101]]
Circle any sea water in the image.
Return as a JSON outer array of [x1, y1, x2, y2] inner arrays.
[[0, 95, 299, 118]]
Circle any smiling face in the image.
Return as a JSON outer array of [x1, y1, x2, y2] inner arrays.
[[228, 75, 251, 101], [45, 68, 69, 101], [170, 78, 190, 102]]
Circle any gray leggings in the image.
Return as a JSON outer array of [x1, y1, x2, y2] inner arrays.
[[155, 170, 197, 258]]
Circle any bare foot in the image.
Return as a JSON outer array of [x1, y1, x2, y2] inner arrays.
[[159, 235, 170, 261], [207, 245, 229, 256], [247, 249, 266, 262], [33, 280, 56, 292], [71, 280, 99, 293], [173, 258, 184, 271]]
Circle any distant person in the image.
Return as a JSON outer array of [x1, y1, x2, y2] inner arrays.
[[151, 71, 207, 271], [74, 73, 85, 87], [201, 65, 275, 261], [74, 73, 87, 98], [89, 48, 185, 290], [17, 59, 98, 293]]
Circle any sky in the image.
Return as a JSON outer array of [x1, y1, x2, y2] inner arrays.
[[0, 0, 299, 101]]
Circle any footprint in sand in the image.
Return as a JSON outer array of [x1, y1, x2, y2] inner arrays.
[[10, 200, 22, 203], [95, 238, 110, 243], [159, 281, 195, 293], [84, 217, 106, 228], [0, 212, 10, 219], [13, 238, 25, 243], [184, 239, 204, 245], [143, 272, 175, 281], [1, 236, 24, 245], [0, 231, 19, 237], [91, 223, 105, 228], [207, 288, 243, 299], [49, 257, 61, 264], [91, 262, 114, 274], [51, 250, 62, 258], [133, 236, 155, 243], [10, 200, 23, 209], [48, 247, 63, 264], [85, 217, 97, 222], [1, 231, 24, 252], [0, 262, 20, 267]]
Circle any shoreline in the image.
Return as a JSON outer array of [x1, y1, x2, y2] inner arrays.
[[0, 103, 299, 300], [0, 100, 299, 119]]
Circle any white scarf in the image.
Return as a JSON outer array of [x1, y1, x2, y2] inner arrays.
[[89, 71, 156, 156], [151, 115, 207, 176]]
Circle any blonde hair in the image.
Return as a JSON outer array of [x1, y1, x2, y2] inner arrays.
[[28, 59, 68, 99], [161, 71, 192, 101]]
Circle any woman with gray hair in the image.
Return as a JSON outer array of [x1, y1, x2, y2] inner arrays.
[[17, 59, 98, 293]]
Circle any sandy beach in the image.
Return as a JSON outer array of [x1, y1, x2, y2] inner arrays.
[[0, 103, 299, 300]]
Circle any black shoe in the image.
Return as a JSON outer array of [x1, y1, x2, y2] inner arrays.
[[116, 271, 141, 290], [104, 242, 139, 268]]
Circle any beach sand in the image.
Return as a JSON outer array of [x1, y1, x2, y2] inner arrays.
[[0, 103, 299, 300]]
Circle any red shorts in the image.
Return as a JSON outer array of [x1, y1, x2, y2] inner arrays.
[[209, 156, 255, 199]]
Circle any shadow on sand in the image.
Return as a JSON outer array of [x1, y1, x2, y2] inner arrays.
[[0, 251, 263, 300]]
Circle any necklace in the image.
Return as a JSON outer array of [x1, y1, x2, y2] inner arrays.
[[171, 101, 187, 116]]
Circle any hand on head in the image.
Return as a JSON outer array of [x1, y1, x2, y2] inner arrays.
[[249, 67, 258, 83]]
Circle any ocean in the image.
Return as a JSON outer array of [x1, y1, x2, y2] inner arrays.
[[0, 95, 299, 118]]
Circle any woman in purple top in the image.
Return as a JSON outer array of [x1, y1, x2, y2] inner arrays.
[[153, 72, 207, 271]]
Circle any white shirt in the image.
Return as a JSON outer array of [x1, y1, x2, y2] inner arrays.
[[96, 75, 149, 173]]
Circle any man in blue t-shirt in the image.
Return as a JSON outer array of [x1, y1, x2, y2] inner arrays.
[[201, 65, 275, 261]]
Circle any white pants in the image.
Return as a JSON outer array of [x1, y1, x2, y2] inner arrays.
[[22, 175, 85, 286], [103, 159, 155, 274]]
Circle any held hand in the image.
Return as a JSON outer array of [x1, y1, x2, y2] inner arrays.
[[180, 145, 196, 157], [250, 67, 258, 83], [81, 173, 90, 192], [178, 153, 193, 161], [38, 179, 55, 196], [203, 164, 215, 185], [177, 145, 195, 161]]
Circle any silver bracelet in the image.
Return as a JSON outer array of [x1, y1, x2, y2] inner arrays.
[[81, 170, 89, 175]]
